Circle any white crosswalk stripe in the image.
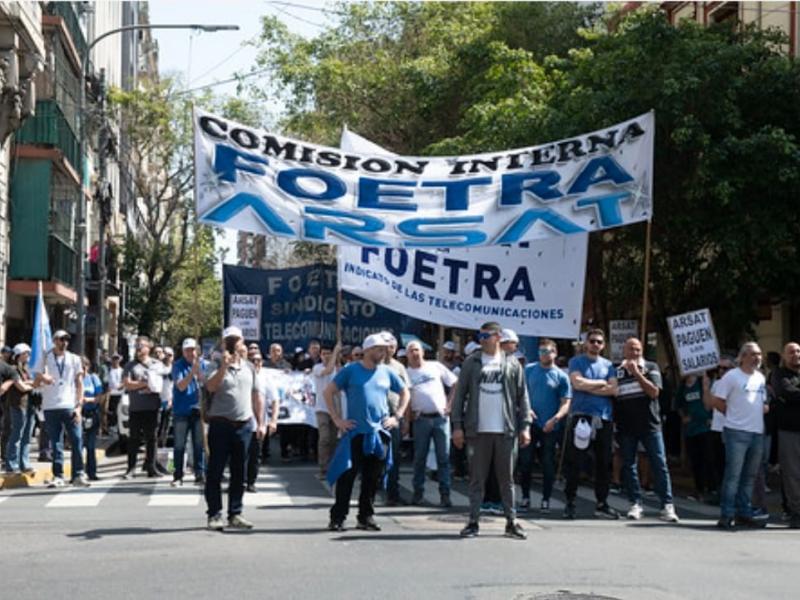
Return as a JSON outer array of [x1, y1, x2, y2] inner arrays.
[[45, 479, 122, 508]]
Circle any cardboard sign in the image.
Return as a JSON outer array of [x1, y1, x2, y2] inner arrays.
[[667, 308, 720, 376], [609, 320, 639, 362]]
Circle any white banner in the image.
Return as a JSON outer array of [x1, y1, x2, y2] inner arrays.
[[338, 239, 587, 338], [609, 319, 639, 362], [228, 294, 262, 341], [194, 109, 654, 247], [667, 308, 720, 377], [265, 369, 318, 427]]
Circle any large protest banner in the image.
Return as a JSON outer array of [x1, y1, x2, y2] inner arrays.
[[223, 263, 423, 351], [338, 240, 586, 338], [195, 109, 654, 247], [667, 308, 720, 376]]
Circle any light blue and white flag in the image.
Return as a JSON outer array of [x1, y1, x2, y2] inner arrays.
[[29, 282, 53, 374]]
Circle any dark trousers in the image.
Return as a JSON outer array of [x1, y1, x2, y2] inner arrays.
[[467, 433, 517, 522], [564, 417, 613, 504], [205, 420, 253, 518], [83, 410, 100, 478], [247, 431, 262, 486], [519, 424, 559, 501], [686, 431, 718, 494], [330, 434, 387, 523], [128, 410, 158, 473]]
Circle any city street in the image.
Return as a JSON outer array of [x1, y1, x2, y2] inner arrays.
[[1, 453, 797, 600]]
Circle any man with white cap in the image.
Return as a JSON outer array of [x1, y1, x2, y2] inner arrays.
[[500, 329, 520, 356], [204, 326, 266, 531], [36, 330, 90, 488], [381, 331, 410, 505], [323, 332, 409, 531], [171, 338, 207, 486], [441, 341, 459, 373], [406, 340, 457, 507]]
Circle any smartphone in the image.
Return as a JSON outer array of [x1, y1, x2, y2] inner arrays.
[[225, 338, 238, 354]]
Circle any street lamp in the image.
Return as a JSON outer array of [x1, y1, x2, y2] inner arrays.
[[76, 23, 239, 357]]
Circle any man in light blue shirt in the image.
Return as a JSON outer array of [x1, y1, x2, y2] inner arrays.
[[323, 333, 408, 532], [564, 329, 619, 519], [520, 338, 571, 513]]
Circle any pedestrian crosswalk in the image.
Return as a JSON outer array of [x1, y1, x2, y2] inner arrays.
[[0, 464, 718, 521]]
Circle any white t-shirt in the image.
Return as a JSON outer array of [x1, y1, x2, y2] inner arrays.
[[407, 361, 458, 415], [41, 350, 83, 411], [311, 362, 337, 414], [255, 368, 280, 421], [108, 366, 124, 395], [714, 368, 767, 434], [478, 353, 504, 433], [710, 380, 725, 432]]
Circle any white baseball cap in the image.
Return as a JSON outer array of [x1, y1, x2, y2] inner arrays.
[[12, 343, 31, 357], [380, 331, 397, 346], [182, 338, 198, 350], [53, 330, 70, 340], [442, 341, 456, 351], [465, 341, 480, 355], [574, 418, 592, 450], [396, 349, 407, 358], [500, 328, 519, 343], [164, 346, 174, 356], [222, 326, 243, 339], [363, 333, 389, 350]]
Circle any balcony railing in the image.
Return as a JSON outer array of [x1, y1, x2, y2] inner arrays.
[[45, 2, 87, 64], [16, 100, 81, 173], [49, 234, 77, 288]]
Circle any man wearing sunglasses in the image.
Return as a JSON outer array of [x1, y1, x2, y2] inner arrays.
[[564, 329, 619, 519], [452, 322, 531, 539], [519, 338, 571, 513]]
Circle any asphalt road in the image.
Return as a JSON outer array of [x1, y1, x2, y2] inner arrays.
[[1, 455, 798, 600]]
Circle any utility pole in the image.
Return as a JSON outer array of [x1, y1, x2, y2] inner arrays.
[[96, 68, 110, 366]]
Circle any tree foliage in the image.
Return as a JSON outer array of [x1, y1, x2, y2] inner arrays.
[[247, 2, 800, 350]]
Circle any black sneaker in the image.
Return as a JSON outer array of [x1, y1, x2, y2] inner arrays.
[[460, 522, 479, 538], [411, 492, 424, 506], [594, 503, 620, 520], [505, 521, 527, 540], [789, 516, 800, 529], [563, 502, 576, 520], [735, 515, 767, 529], [194, 475, 205, 485], [717, 517, 736, 531], [328, 519, 345, 532], [356, 517, 381, 531], [121, 469, 135, 480], [440, 494, 452, 508], [245, 483, 258, 493]]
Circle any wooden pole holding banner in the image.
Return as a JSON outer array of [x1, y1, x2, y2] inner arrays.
[[640, 218, 653, 342]]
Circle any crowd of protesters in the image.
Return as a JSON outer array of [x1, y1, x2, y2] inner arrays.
[[2, 324, 799, 536]]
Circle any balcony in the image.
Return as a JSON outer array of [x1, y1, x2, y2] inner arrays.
[[44, 2, 87, 65], [49, 234, 77, 288], [16, 100, 81, 175]]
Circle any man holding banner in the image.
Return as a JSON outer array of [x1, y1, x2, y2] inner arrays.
[[323, 333, 408, 532]]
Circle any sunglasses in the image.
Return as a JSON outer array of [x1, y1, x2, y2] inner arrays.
[[477, 332, 498, 341], [353, 353, 364, 357], [588, 339, 604, 345], [539, 348, 556, 355]]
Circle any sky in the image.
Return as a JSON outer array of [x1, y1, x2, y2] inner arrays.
[[148, 0, 330, 263]]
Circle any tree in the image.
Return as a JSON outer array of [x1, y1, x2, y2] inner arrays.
[[245, 2, 800, 351], [112, 81, 196, 338]]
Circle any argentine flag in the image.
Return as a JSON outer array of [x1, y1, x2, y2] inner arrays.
[[29, 282, 53, 374]]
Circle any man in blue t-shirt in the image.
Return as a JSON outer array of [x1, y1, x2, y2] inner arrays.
[[520, 338, 571, 513], [564, 328, 619, 519], [323, 333, 408, 532], [171, 338, 207, 486]]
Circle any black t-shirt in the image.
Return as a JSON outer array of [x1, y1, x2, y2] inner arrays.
[[614, 360, 663, 435]]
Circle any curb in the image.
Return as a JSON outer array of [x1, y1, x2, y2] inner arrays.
[[1, 450, 105, 490]]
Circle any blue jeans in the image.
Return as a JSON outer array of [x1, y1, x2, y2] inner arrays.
[[720, 427, 763, 519], [412, 414, 451, 496], [519, 424, 558, 501], [205, 420, 252, 518], [386, 425, 401, 500], [5, 404, 36, 472], [44, 409, 84, 479], [173, 411, 205, 480], [619, 429, 674, 508], [82, 409, 100, 478]]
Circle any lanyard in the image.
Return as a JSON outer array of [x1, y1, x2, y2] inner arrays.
[[54, 354, 66, 381]]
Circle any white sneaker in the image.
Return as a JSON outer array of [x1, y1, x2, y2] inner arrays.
[[660, 503, 680, 523], [207, 514, 225, 531], [170, 478, 183, 488], [47, 477, 66, 489], [71, 474, 91, 488], [627, 503, 643, 520]]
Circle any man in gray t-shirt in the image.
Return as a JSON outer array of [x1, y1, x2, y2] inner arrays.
[[122, 337, 164, 479], [204, 326, 265, 532]]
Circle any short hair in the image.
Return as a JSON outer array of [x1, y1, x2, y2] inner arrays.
[[539, 338, 557, 350], [480, 322, 502, 333], [737, 341, 761, 362], [406, 340, 422, 351], [586, 328, 605, 340]]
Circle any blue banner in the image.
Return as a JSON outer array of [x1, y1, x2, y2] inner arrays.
[[223, 263, 423, 354]]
